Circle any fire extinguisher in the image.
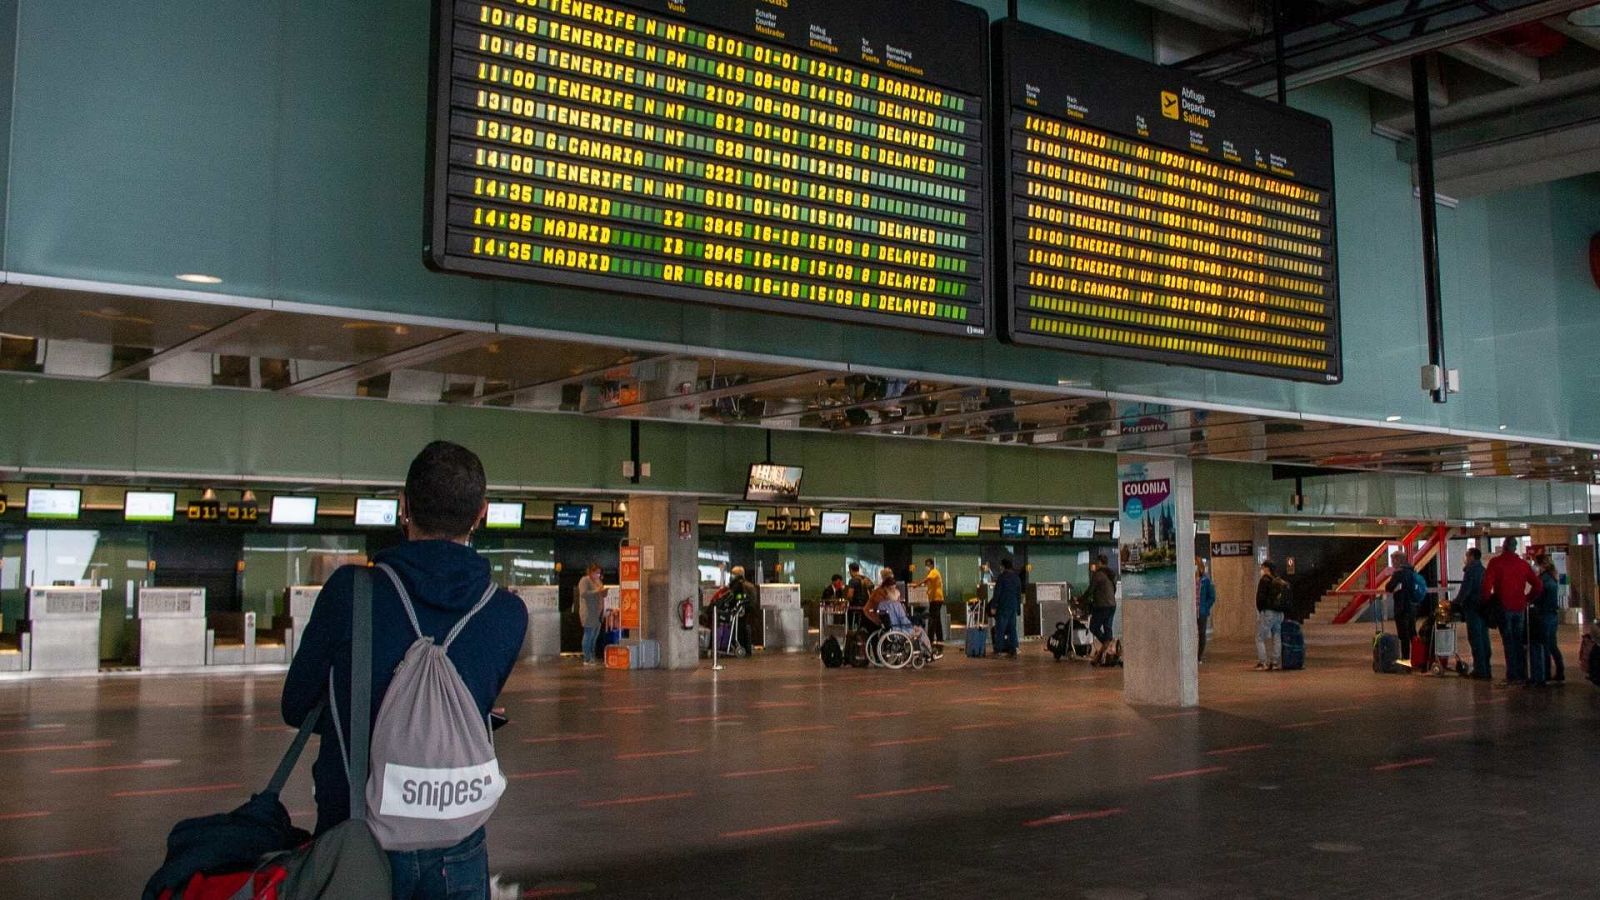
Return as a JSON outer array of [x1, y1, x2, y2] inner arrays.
[[680, 597, 697, 630]]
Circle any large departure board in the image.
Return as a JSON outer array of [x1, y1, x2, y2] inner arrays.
[[428, 0, 989, 336], [996, 22, 1341, 383]]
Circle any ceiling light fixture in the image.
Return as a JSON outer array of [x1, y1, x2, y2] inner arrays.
[[1385, 415, 1402, 422], [175, 273, 223, 285], [1498, 424, 1508, 431]]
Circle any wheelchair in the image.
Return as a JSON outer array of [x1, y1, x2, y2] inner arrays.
[[865, 622, 941, 670]]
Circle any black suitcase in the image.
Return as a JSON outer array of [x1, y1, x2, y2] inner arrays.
[[1281, 620, 1305, 670], [820, 637, 844, 668]]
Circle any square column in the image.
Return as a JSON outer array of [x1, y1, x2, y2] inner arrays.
[[1117, 457, 1198, 708], [627, 495, 701, 670], [1207, 516, 1270, 641]]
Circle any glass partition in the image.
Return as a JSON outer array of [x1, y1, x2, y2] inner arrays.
[[241, 533, 367, 621]]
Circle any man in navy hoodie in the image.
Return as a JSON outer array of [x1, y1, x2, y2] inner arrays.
[[283, 441, 527, 898]]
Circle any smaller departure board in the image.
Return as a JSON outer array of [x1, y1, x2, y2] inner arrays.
[[996, 22, 1341, 383], [428, 0, 989, 336]]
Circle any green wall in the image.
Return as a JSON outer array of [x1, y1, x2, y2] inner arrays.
[[3, 1, 1598, 446]]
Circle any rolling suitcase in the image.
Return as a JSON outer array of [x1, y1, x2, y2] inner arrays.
[[964, 601, 987, 658], [1370, 591, 1404, 674], [1280, 619, 1305, 670]]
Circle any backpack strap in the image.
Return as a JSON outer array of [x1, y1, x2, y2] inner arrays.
[[325, 567, 374, 822], [443, 582, 500, 651], [375, 562, 425, 641], [264, 699, 324, 797]]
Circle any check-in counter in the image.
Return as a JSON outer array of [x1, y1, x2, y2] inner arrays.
[[136, 587, 207, 669], [27, 587, 103, 672], [759, 584, 804, 652], [511, 585, 560, 663], [286, 585, 322, 657], [0, 630, 31, 672], [1035, 582, 1073, 635], [206, 611, 293, 666]]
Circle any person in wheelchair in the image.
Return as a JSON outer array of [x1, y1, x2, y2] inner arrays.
[[863, 572, 935, 665]]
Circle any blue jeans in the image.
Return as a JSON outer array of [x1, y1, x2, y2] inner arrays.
[[1465, 609, 1493, 678], [1500, 611, 1527, 682], [389, 827, 488, 899], [581, 623, 600, 662], [992, 612, 1018, 654], [1529, 612, 1563, 684], [1256, 610, 1284, 666]]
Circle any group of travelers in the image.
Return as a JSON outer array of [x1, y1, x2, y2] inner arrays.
[[1452, 537, 1566, 687]]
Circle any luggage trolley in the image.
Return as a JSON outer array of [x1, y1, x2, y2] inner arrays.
[[1428, 601, 1469, 676]]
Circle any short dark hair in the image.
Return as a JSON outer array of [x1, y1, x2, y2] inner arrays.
[[831, 573, 844, 582], [848, 562, 861, 573], [924, 558, 935, 567], [1000, 558, 1014, 570], [1261, 561, 1277, 575], [1466, 547, 1482, 561], [404, 441, 487, 538]]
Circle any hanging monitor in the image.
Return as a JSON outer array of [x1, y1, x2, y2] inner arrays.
[[27, 488, 82, 521], [354, 498, 400, 527], [745, 464, 804, 504], [999, 515, 1027, 538], [995, 21, 1340, 383], [954, 514, 981, 538], [486, 502, 526, 530], [269, 496, 319, 526], [872, 513, 903, 537], [1070, 517, 1096, 540], [124, 491, 177, 523], [819, 511, 852, 536], [724, 509, 759, 535]]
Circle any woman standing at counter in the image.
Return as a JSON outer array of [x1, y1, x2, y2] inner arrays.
[[578, 563, 606, 666]]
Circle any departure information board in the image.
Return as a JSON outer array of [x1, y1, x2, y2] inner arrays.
[[428, 0, 989, 336], [996, 22, 1341, 382]]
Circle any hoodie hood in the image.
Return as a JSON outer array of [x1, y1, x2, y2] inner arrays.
[[373, 539, 493, 612]]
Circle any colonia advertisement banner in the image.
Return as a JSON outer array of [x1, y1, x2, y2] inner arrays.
[[1118, 459, 1178, 600]]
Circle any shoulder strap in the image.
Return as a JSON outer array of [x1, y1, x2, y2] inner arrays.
[[443, 582, 500, 651], [264, 699, 325, 797], [348, 567, 374, 821], [375, 563, 424, 641]]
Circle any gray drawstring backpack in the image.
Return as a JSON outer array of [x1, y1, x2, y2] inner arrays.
[[361, 563, 506, 851]]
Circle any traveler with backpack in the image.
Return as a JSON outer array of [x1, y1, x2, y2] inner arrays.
[[1457, 547, 1491, 679], [577, 562, 607, 665], [845, 562, 875, 632], [1385, 553, 1425, 663], [1196, 558, 1217, 663], [1484, 537, 1542, 686], [1254, 561, 1290, 671], [1528, 554, 1564, 688], [282, 441, 527, 898], [1088, 556, 1118, 666]]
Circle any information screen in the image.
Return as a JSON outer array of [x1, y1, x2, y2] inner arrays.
[[1070, 517, 1096, 540], [270, 496, 319, 526], [552, 503, 591, 530], [124, 491, 178, 523], [746, 463, 803, 503], [27, 489, 82, 521], [354, 498, 401, 527], [428, 0, 989, 335], [819, 511, 852, 535], [996, 22, 1340, 383], [872, 513, 902, 536], [999, 515, 1026, 538], [724, 509, 758, 534], [954, 514, 980, 537]]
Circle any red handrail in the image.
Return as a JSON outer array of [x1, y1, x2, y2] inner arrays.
[[1329, 524, 1451, 624]]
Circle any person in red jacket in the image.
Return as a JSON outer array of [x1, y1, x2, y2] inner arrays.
[[1483, 537, 1541, 685]]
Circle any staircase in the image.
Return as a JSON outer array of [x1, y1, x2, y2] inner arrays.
[[1325, 524, 1452, 624]]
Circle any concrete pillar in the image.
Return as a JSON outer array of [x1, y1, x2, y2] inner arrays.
[[626, 495, 700, 670], [1207, 516, 1268, 641], [1117, 457, 1198, 708]]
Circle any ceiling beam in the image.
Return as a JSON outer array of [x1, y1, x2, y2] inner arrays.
[[1547, 16, 1600, 51], [588, 370, 828, 418], [101, 310, 275, 380], [1440, 40, 1542, 87], [460, 354, 670, 406], [279, 331, 499, 396]]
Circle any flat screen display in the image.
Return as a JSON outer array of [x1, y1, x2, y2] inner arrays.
[[123, 491, 177, 523], [745, 463, 804, 504], [999, 515, 1027, 538], [427, 0, 989, 336], [270, 496, 319, 526], [354, 498, 400, 527], [819, 511, 852, 536], [996, 21, 1340, 383], [1070, 517, 1096, 540], [27, 488, 82, 521], [872, 513, 903, 536], [551, 503, 591, 531], [724, 509, 758, 534], [954, 514, 981, 537], [1111, 520, 1121, 541], [487, 501, 526, 529]]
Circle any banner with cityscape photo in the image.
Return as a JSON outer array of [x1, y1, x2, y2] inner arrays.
[[1117, 459, 1178, 600]]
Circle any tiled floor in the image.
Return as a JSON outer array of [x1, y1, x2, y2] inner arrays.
[[0, 628, 1595, 898]]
